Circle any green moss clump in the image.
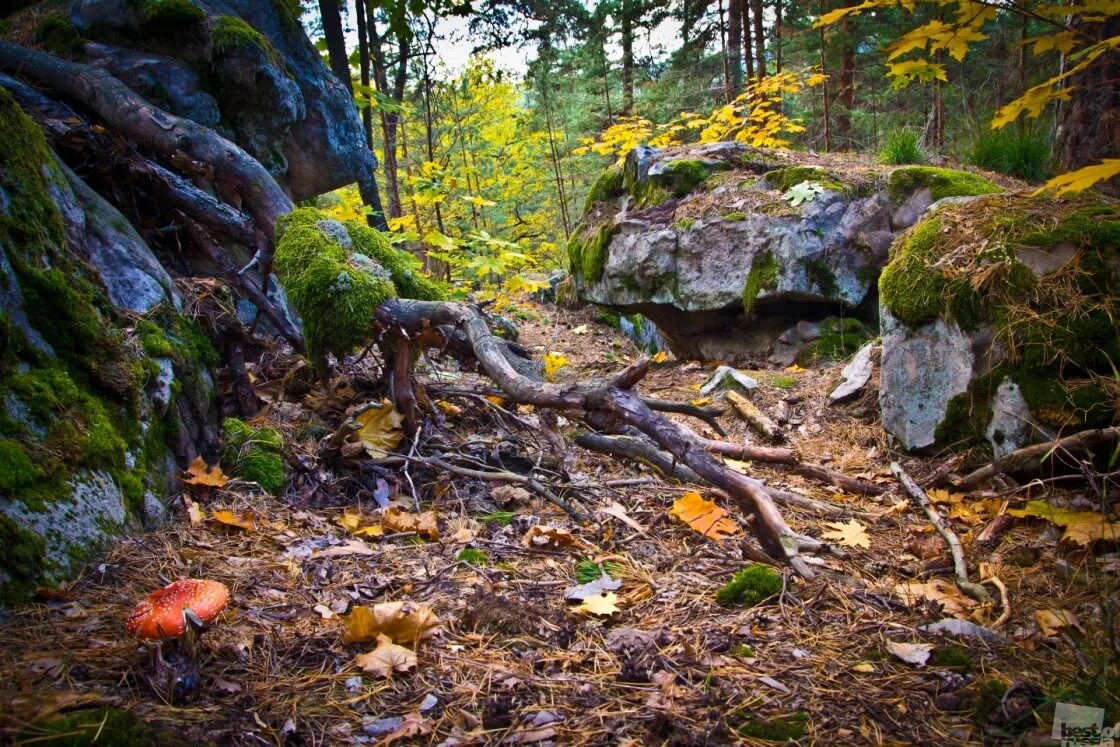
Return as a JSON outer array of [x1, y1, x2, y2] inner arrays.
[[734, 644, 756, 657], [478, 511, 514, 527], [797, 317, 872, 365], [880, 217, 982, 329], [568, 223, 616, 283], [716, 564, 783, 607], [765, 166, 845, 194], [34, 16, 85, 60], [583, 165, 624, 213], [722, 211, 748, 221], [737, 712, 808, 741], [930, 645, 973, 671], [0, 513, 47, 603], [659, 159, 710, 196], [970, 679, 1009, 718], [344, 219, 446, 301], [887, 166, 1001, 202], [274, 219, 395, 364], [674, 218, 695, 230], [133, 0, 207, 32], [210, 15, 279, 62], [222, 418, 285, 494], [742, 251, 780, 315], [137, 319, 174, 358], [0, 439, 39, 492], [802, 258, 839, 298], [457, 547, 489, 565]]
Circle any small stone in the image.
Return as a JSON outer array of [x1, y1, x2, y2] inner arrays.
[[362, 717, 404, 737]]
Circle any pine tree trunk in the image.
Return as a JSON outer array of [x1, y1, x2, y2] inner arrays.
[[835, 17, 855, 149], [728, 0, 744, 94], [741, 0, 754, 83], [750, 0, 766, 79], [317, 0, 352, 95], [621, 0, 635, 114]]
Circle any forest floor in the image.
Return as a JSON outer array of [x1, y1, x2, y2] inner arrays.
[[1, 300, 1117, 746]]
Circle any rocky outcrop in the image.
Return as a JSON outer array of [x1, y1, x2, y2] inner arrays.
[[878, 191, 1119, 452], [71, 0, 371, 200], [0, 88, 214, 601], [571, 143, 1001, 362]]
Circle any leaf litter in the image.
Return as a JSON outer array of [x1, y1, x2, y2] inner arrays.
[[0, 299, 1115, 745]]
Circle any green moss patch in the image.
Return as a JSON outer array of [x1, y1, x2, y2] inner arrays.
[[132, 0, 207, 33], [222, 417, 285, 494], [567, 222, 617, 284], [765, 165, 845, 194], [716, 564, 783, 607], [583, 165, 624, 213], [17, 707, 195, 746], [802, 258, 839, 298], [742, 251, 780, 315], [657, 159, 711, 196], [210, 15, 279, 63], [797, 316, 872, 365], [930, 645, 973, 671], [34, 16, 85, 60], [457, 547, 489, 565], [737, 711, 808, 741], [887, 166, 1001, 202]]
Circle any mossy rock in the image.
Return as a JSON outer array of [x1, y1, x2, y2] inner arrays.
[[887, 166, 1001, 202], [221, 417, 285, 494], [210, 15, 279, 64], [583, 165, 624, 213], [567, 222, 617, 284], [132, 0, 207, 33], [881, 191, 1120, 449], [764, 165, 846, 194], [797, 317, 872, 365], [742, 251, 780, 315], [715, 564, 783, 607], [655, 159, 712, 197], [34, 16, 85, 60]]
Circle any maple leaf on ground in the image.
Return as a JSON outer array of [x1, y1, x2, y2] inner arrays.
[[1035, 608, 1083, 637], [575, 592, 620, 617], [343, 601, 441, 645], [337, 508, 384, 538], [821, 518, 871, 548], [209, 509, 254, 531], [522, 525, 578, 551], [354, 634, 418, 679], [382, 507, 440, 540], [181, 456, 229, 488], [670, 492, 741, 540], [894, 580, 978, 619], [355, 401, 404, 459], [1008, 500, 1120, 546]]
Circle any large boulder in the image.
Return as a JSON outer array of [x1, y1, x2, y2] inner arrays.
[[878, 191, 1120, 452], [571, 143, 1001, 361], [71, 0, 372, 200], [0, 89, 214, 601]]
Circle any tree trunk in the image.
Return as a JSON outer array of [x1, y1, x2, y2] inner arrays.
[[818, 12, 831, 151], [1056, 16, 1120, 196], [317, 0, 352, 95], [717, 0, 732, 102], [355, 0, 374, 149], [621, 0, 635, 114], [775, 0, 782, 74], [368, 14, 405, 220], [728, 0, 744, 94], [750, 0, 766, 79], [742, 0, 755, 83], [835, 17, 855, 149]]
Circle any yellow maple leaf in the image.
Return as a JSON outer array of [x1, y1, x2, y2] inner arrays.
[[1027, 31, 1081, 55], [342, 601, 441, 645], [1008, 499, 1120, 546], [575, 592, 621, 616], [1036, 159, 1120, 196], [670, 492, 741, 540], [354, 400, 404, 459], [210, 509, 255, 531], [337, 507, 385, 538], [822, 518, 871, 548], [354, 634, 418, 679], [543, 351, 568, 381], [651, 350, 670, 363], [382, 507, 440, 540], [181, 456, 229, 488]]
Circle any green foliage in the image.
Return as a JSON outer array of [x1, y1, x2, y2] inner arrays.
[[879, 130, 925, 165], [715, 564, 783, 607], [968, 127, 1052, 182], [887, 166, 1001, 202], [575, 560, 622, 583], [721, 212, 747, 221], [742, 251, 780, 315], [783, 180, 826, 206], [802, 259, 839, 298], [737, 712, 808, 741], [478, 511, 514, 526], [210, 15, 278, 62], [222, 418, 285, 494], [34, 16, 85, 60], [457, 547, 489, 565], [797, 317, 872, 365]]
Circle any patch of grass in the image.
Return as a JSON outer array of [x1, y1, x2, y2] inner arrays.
[[796, 317, 872, 365], [575, 559, 622, 583], [879, 129, 925, 165], [969, 127, 1052, 182], [737, 711, 808, 741], [457, 547, 489, 565], [222, 418, 285, 494], [716, 564, 783, 607], [478, 511, 514, 527]]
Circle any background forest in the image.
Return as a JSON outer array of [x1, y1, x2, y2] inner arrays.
[[300, 0, 1105, 294]]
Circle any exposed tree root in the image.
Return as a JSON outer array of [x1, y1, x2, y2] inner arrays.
[[953, 426, 1120, 491], [375, 299, 835, 578]]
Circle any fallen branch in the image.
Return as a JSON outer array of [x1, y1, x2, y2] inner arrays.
[[704, 439, 886, 496], [726, 391, 783, 442], [953, 426, 1120, 490], [893, 462, 988, 602], [641, 397, 727, 437]]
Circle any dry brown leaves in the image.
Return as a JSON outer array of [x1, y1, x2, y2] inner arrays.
[[354, 634, 418, 679], [181, 456, 229, 488], [343, 601, 441, 645]]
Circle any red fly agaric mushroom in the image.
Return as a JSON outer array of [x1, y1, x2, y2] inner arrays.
[[127, 579, 229, 702]]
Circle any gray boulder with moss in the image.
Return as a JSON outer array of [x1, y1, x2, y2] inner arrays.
[[68, 0, 370, 198], [878, 192, 1120, 452], [0, 88, 215, 601], [572, 143, 1003, 361]]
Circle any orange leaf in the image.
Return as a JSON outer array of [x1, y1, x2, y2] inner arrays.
[[182, 456, 229, 488], [209, 509, 254, 531], [382, 507, 440, 539], [670, 492, 740, 540]]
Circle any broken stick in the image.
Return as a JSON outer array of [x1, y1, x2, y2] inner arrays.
[[726, 391, 783, 443]]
